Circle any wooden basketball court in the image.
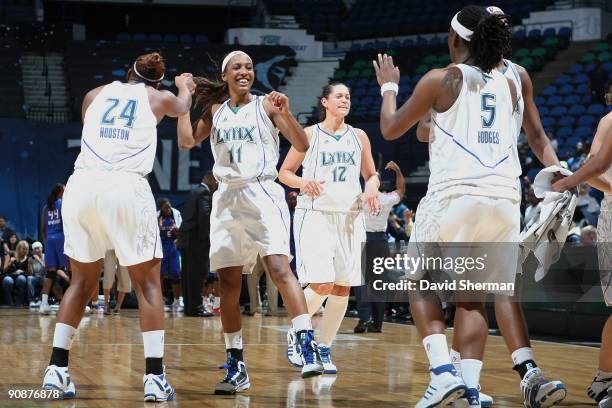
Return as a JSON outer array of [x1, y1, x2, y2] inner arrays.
[[0, 309, 599, 407]]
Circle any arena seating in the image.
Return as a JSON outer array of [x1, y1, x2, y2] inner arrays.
[[64, 41, 297, 119], [0, 39, 24, 117], [266, 0, 555, 40], [322, 28, 571, 123], [535, 40, 612, 159]]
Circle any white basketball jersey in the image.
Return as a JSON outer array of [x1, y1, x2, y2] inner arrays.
[[503, 59, 524, 140], [75, 81, 157, 176], [428, 64, 521, 200], [296, 124, 363, 212], [211, 95, 280, 184]]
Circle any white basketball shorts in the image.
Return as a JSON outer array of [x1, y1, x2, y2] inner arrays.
[[407, 191, 520, 291], [62, 170, 162, 266], [294, 209, 366, 287], [209, 179, 291, 272]]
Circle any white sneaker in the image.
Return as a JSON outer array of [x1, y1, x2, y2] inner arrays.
[[29, 300, 41, 308], [318, 346, 337, 374], [590, 371, 612, 403], [600, 386, 612, 408], [42, 365, 76, 398], [171, 299, 183, 312], [143, 369, 175, 402], [521, 367, 566, 408], [179, 296, 184, 309], [83, 306, 91, 315], [286, 328, 303, 368], [479, 391, 493, 407], [415, 367, 466, 408], [39, 302, 51, 315]]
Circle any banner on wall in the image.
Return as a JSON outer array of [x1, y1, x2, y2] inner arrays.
[[226, 28, 323, 59]]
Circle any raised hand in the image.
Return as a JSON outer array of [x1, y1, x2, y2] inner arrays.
[[373, 53, 400, 87], [267, 91, 290, 113]]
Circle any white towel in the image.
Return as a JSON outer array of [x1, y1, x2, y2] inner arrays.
[[518, 166, 578, 281]]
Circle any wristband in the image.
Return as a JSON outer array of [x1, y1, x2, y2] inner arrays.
[[380, 82, 399, 96]]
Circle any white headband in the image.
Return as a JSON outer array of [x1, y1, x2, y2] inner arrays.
[[133, 62, 164, 82], [221, 51, 252, 72], [451, 12, 473, 42]]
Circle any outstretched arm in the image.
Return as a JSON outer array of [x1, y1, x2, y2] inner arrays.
[[553, 114, 612, 192], [374, 54, 449, 140], [158, 74, 194, 118], [386, 161, 405, 198]]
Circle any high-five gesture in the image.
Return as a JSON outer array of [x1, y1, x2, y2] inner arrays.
[[373, 53, 400, 87]]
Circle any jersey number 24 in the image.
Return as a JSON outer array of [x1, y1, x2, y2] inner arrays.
[[101, 98, 138, 128]]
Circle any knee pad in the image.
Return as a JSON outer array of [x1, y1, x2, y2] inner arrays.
[[45, 269, 57, 280]]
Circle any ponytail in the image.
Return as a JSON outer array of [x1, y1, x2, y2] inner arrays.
[[468, 13, 512, 73], [193, 76, 229, 126]]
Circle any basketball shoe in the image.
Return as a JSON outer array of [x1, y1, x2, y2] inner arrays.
[[521, 367, 566, 407], [286, 327, 303, 367], [143, 368, 174, 402], [599, 386, 612, 408], [318, 346, 337, 374], [298, 330, 324, 378], [214, 355, 250, 395], [42, 365, 76, 398], [589, 371, 612, 403], [415, 365, 466, 408]]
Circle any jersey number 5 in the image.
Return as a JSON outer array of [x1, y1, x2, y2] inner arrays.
[[481, 94, 496, 128], [101, 98, 138, 128]]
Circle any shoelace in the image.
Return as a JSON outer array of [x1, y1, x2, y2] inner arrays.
[[319, 348, 331, 363], [219, 358, 239, 383], [301, 335, 317, 365]]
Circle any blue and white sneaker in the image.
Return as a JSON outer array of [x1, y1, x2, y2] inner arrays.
[[452, 388, 481, 407], [286, 327, 303, 368], [318, 346, 337, 374], [214, 355, 250, 395], [143, 368, 175, 402], [521, 367, 566, 408], [298, 330, 324, 378], [415, 365, 466, 408], [42, 365, 76, 399], [453, 387, 492, 407]]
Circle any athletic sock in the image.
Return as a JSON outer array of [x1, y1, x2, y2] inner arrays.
[[291, 314, 313, 332], [511, 347, 537, 379], [423, 333, 451, 370], [143, 330, 164, 375], [303, 286, 328, 317], [461, 359, 483, 390], [50, 323, 76, 367], [450, 348, 462, 375], [318, 294, 348, 347], [42, 294, 49, 305], [224, 329, 243, 361]]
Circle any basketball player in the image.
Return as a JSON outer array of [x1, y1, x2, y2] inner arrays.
[[158, 198, 182, 312], [416, 7, 567, 406], [41, 52, 195, 402], [374, 6, 522, 407], [176, 50, 323, 395], [39, 183, 66, 315], [279, 82, 380, 374], [553, 82, 612, 408]]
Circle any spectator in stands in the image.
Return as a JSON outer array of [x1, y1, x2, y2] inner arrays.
[[524, 187, 543, 227], [568, 142, 588, 172], [589, 61, 608, 105], [547, 131, 558, 152], [387, 212, 409, 242], [2, 240, 30, 306], [0, 215, 14, 243], [392, 200, 408, 225], [577, 183, 601, 226], [4, 233, 18, 258], [27, 241, 45, 307], [581, 225, 597, 244], [158, 198, 183, 312]]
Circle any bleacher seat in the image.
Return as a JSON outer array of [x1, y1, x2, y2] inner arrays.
[[550, 106, 567, 117], [578, 115, 596, 126], [558, 116, 575, 127], [575, 126, 593, 138], [164, 34, 179, 42], [133, 33, 147, 41], [587, 104, 605, 115], [556, 127, 573, 138], [568, 105, 586, 115], [528, 29, 541, 38]]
